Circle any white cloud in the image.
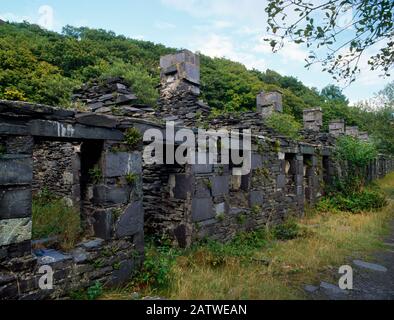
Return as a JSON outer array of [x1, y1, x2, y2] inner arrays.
[[212, 20, 233, 29], [0, 12, 32, 23], [161, 0, 268, 26], [133, 35, 145, 40], [38, 5, 55, 30], [282, 42, 308, 63], [253, 36, 308, 63], [253, 38, 273, 54], [189, 33, 266, 71], [155, 21, 176, 30], [0, 5, 56, 30]]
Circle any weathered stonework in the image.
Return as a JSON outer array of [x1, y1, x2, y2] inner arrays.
[[256, 91, 283, 118], [303, 108, 323, 132], [346, 126, 359, 137], [1, 49, 393, 300], [329, 119, 345, 137], [0, 100, 145, 300]]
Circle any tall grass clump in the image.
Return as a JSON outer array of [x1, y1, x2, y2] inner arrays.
[[32, 189, 81, 251]]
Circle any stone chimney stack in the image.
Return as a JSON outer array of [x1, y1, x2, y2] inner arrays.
[[329, 119, 345, 137], [358, 132, 369, 142], [256, 91, 283, 118], [160, 50, 200, 95], [303, 108, 323, 132], [158, 50, 209, 124], [346, 126, 359, 137]]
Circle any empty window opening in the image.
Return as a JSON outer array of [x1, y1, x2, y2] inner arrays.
[[285, 153, 297, 195], [32, 139, 82, 251]]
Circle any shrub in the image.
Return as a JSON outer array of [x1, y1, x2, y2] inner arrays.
[[32, 191, 81, 251], [266, 113, 302, 140], [317, 188, 387, 213], [88, 166, 102, 184], [134, 240, 180, 289], [272, 219, 301, 240], [124, 128, 142, 149], [199, 229, 269, 266], [2, 87, 27, 101], [87, 281, 103, 300], [334, 136, 378, 193], [125, 173, 137, 185]]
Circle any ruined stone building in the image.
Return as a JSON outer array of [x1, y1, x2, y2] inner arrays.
[[1, 50, 393, 299]]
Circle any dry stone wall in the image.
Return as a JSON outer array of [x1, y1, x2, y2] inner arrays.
[[0, 100, 145, 299], [1, 49, 394, 300]]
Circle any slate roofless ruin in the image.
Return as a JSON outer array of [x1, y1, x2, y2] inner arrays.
[[1, 50, 393, 299]]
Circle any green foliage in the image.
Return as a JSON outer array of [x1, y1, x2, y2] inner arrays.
[[236, 214, 247, 225], [32, 190, 81, 251], [335, 136, 378, 168], [215, 213, 225, 222], [266, 113, 302, 140], [88, 166, 102, 184], [124, 128, 142, 149], [134, 240, 180, 289], [1, 87, 27, 101], [335, 136, 378, 192], [87, 59, 159, 106], [265, 0, 394, 82], [251, 205, 262, 216], [87, 281, 103, 300], [272, 219, 302, 241], [0, 22, 392, 154], [321, 85, 349, 104], [317, 188, 387, 213], [125, 173, 137, 185], [198, 229, 269, 267]]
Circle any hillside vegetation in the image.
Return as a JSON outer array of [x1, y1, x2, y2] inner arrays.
[[0, 22, 393, 153]]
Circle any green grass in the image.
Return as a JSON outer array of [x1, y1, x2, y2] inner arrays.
[[102, 172, 394, 300], [32, 193, 81, 251]]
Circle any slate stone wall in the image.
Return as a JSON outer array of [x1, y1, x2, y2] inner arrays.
[[1, 50, 394, 299], [0, 101, 145, 300], [0, 237, 143, 300], [32, 140, 81, 207]]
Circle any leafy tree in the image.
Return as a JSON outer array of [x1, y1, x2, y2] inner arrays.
[[0, 21, 393, 156], [335, 135, 378, 192], [265, 113, 302, 140], [378, 80, 394, 105], [265, 0, 394, 82], [321, 85, 349, 104]]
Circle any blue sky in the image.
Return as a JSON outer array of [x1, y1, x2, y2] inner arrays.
[[1, 0, 392, 104]]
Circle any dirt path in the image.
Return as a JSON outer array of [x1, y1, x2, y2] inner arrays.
[[306, 220, 394, 300]]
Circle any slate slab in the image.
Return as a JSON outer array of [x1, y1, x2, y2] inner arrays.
[[210, 176, 230, 197], [0, 188, 32, 219], [192, 198, 214, 222], [103, 152, 142, 178], [75, 113, 118, 128], [0, 218, 32, 246], [111, 259, 135, 286], [353, 260, 388, 272], [173, 174, 194, 200], [79, 238, 104, 250], [320, 281, 349, 298], [93, 209, 113, 240], [0, 155, 32, 186], [34, 249, 72, 265], [115, 201, 144, 238], [93, 185, 130, 205], [28, 120, 123, 141]]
